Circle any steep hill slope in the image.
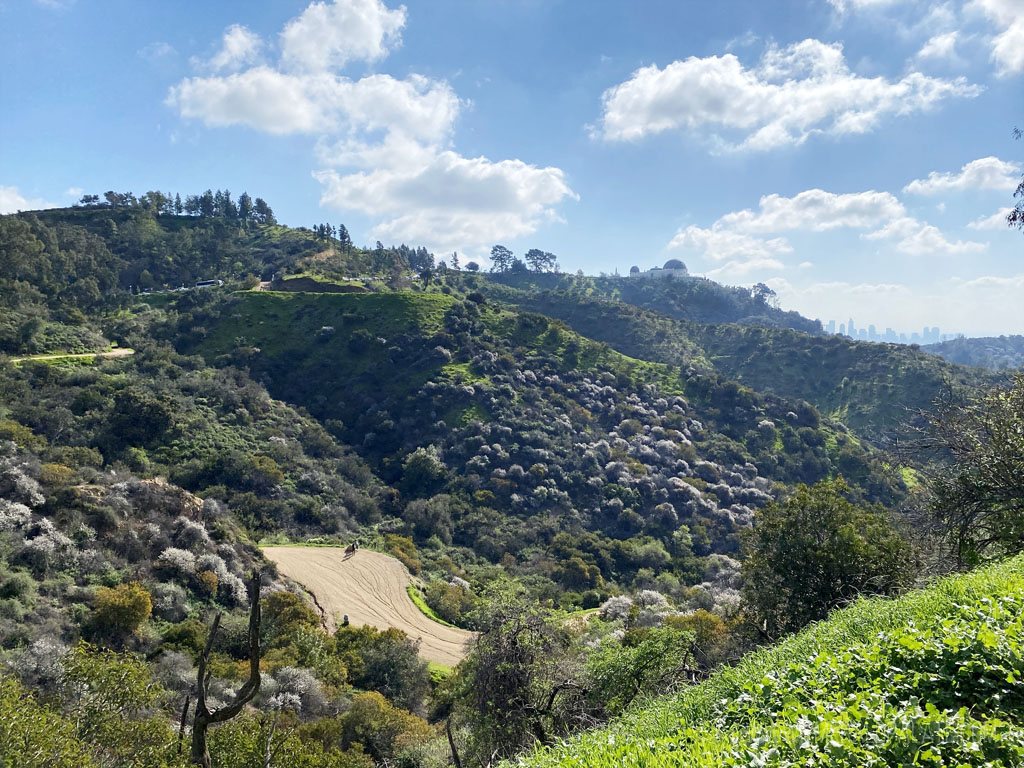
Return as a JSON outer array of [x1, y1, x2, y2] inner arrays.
[[519, 554, 1024, 768], [176, 288, 901, 608]]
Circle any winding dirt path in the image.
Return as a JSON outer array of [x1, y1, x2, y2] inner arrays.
[[262, 546, 475, 667], [8, 348, 135, 363]]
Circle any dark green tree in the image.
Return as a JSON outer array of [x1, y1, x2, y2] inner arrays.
[[199, 190, 216, 218], [923, 374, 1024, 565], [524, 249, 556, 272], [237, 192, 253, 223], [741, 478, 914, 638], [489, 245, 513, 272], [253, 197, 276, 225], [338, 224, 352, 252]]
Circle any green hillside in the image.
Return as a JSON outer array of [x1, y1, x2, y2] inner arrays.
[[468, 277, 999, 443], [924, 335, 1024, 371], [520, 553, 1024, 768]]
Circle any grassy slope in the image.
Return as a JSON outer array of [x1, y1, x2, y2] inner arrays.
[[198, 290, 688, 399], [692, 324, 1000, 440], [521, 554, 1024, 768]]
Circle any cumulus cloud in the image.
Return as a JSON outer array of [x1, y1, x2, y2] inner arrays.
[[668, 226, 792, 262], [0, 185, 56, 214], [316, 152, 576, 252], [916, 31, 959, 61], [903, 156, 1021, 194], [168, 69, 459, 139], [596, 38, 979, 149], [201, 25, 264, 73], [168, 0, 574, 253], [970, 0, 1024, 75], [280, 0, 406, 72], [717, 189, 905, 232], [967, 207, 1014, 229], [668, 183, 986, 274], [863, 216, 987, 254]]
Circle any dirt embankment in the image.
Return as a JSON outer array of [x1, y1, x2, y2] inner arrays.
[[261, 546, 475, 667]]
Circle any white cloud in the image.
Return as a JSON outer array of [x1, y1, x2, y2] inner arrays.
[[863, 216, 987, 254], [827, 0, 905, 13], [169, 0, 574, 253], [315, 151, 576, 252], [201, 25, 264, 73], [970, 0, 1024, 75], [668, 225, 792, 262], [717, 189, 905, 232], [596, 38, 979, 149], [280, 0, 406, 72], [968, 207, 1014, 229], [65, 186, 83, 197], [668, 182, 989, 272], [903, 156, 1021, 194], [0, 185, 56, 214], [168, 69, 459, 140], [705, 257, 787, 281], [916, 31, 959, 61]]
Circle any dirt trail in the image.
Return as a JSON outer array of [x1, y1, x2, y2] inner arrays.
[[262, 546, 475, 667], [8, 348, 135, 363]]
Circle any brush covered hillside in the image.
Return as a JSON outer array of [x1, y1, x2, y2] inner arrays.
[[470, 277, 1000, 444], [924, 335, 1024, 371], [520, 554, 1024, 768], [171, 287, 901, 604]]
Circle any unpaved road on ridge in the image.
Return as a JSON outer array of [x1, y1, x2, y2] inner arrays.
[[8, 348, 135, 363], [262, 547, 475, 667]]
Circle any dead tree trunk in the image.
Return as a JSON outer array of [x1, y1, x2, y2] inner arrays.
[[191, 569, 263, 768]]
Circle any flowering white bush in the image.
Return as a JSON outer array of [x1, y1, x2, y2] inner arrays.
[[156, 547, 197, 578], [599, 595, 633, 621], [0, 500, 31, 532], [173, 516, 213, 552]]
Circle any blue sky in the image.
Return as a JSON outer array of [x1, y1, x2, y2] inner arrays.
[[1, 0, 1021, 336]]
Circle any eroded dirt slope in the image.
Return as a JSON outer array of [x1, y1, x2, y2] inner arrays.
[[262, 546, 474, 667]]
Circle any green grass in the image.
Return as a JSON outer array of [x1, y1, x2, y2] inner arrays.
[[428, 661, 454, 683], [406, 584, 459, 628], [900, 466, 923, 490], [519, 555, 1024, 768]]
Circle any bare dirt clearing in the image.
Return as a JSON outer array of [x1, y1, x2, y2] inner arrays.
[[262, 546, 475, 667]]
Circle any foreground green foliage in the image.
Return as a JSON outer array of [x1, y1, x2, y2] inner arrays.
[[518, 554, 1024, 768], [923, 373, 1024, 565]]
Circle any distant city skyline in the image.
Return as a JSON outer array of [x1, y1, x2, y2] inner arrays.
[[824, 318, 957, 345]]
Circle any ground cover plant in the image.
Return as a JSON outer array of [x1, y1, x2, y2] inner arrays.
[[516, 554, 1024, 768]]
